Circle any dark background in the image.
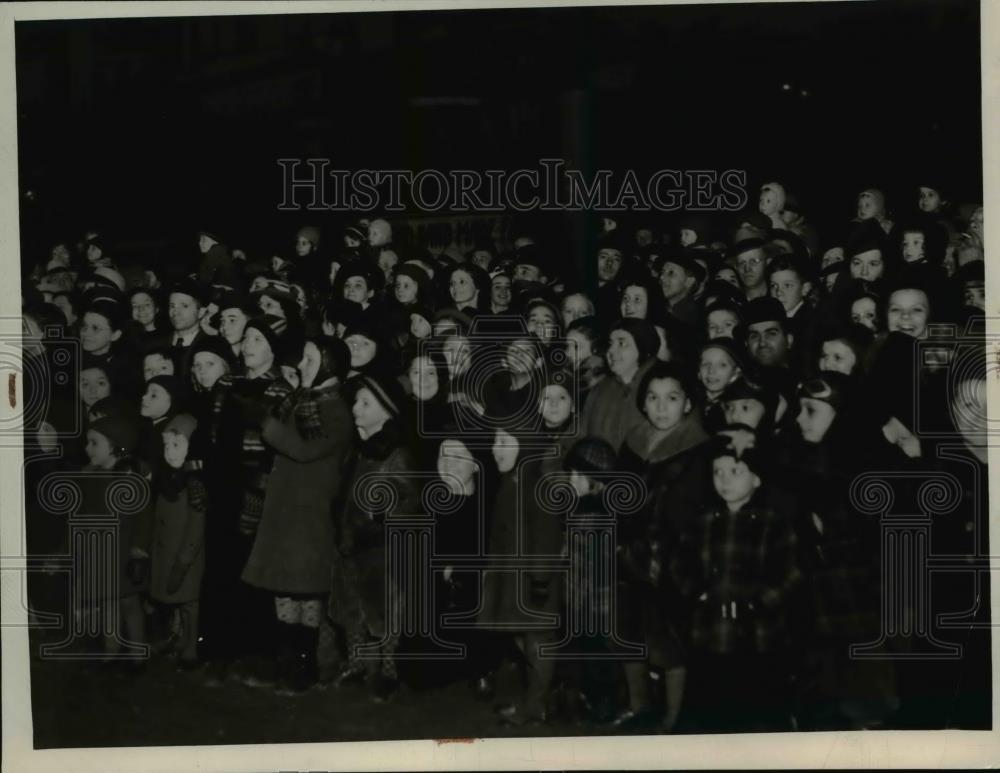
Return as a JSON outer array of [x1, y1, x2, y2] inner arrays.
[[15, 0, 983, 267]]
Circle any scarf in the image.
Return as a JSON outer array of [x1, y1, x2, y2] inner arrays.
[[273, 379, 341, 441]]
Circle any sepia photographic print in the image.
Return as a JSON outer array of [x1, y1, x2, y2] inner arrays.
[[2, 0, 998, 770]]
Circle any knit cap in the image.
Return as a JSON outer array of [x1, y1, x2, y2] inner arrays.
[[244, 314, 288, 355], [797, 370, 852, 413], [355, 373, 405, 419], [147, 374, 182, 406], [700, 336, 748, 372], [563, 437, 617, 475], [610, 318, 660, 363], [191, 333, 238, 369]]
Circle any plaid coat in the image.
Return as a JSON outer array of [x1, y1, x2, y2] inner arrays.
[[672, 496, 801, 655]]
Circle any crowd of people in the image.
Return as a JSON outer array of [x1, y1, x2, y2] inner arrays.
[[21, 178, 991, 735]]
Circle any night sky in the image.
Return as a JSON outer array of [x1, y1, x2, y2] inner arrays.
[[15, 0, 982, 264]]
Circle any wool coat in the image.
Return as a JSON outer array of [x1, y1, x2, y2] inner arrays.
[[150, 477, 206, 604]]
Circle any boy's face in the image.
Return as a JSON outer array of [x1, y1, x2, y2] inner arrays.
[[887, 288, 929, 339], [193, 351, 228, 389], [620, 286, 649, 319], [143, 353, 175, 382], [343, 276, 372, 305], [707, 308, 739, 340], [606, 330, 640, 379], [527, 306, 558, 341], [241, 327, 275, 372], [80, 312, 120, 355], [918, 186, 942, 213], [964, 283, 986, 311], [851, 297, 878, 331], [540, 384, 573, 428], [219, 308, 249, 345], [849, 249, 884, 282], [561, 293, 593, 326], [130, 292, 156, 327], [395, 275, 418, 304], [491, 275, 512, 307], [410, 314, 432, 340], [723, 397, 766, 429], [438, 440, 476, 485], [715, 266, 741, 288], [596, 249, 623, 283], [85, 429, 116, 469], [168, 292, 203, 333], [659, 261, 693, 303], [163, 430, 189, 469], [352, 387, 391, 438], [79, 368, 111, 408], [699, 347, 740, 396], [796, 397, 837, 443], [819, 339, 857, 375], [492, 429, 519, 473], [141, 383, 172, 420], [769, 269, 809, 313], [566, 329, 594, 369], [747, 320, 791, 367], [408, 355, 440, 401], [712, 455, 760, 505], [901, 231, 926, 263], [737, 248, 767, 290], [643, 376, 690, 432], [345, 334, 377, 369]]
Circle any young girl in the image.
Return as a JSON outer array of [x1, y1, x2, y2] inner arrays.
[[150, 413, 206, 668]]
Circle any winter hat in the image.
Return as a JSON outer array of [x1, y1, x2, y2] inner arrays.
[[356, 373, 405, 420], [818, 321, 874, 364], [169, 276, 209, 307], [797, 370, 851, 413], [514, 243, 552, 280], [244, 314, 288, 355], [216, 290, 256, 317], [147, 374, 182, 407], [163, 413, 197, 440], [90, 414, 140, 455], [191, 334, 238, 370], [408, 304, 434, 329], [344, 223, 366, 244], [736, 210, 773, 233], [742, 296, 789, 326], [709, 434, 764, 478], [702, 280, 746, 308], [563, 437, 617, 475], [700, 336, 747, 372], [342, 259, 384, 294], [730, 237, 768, 259], [394, 262, 431, 299], [846, 219, 887, 257], [93, 267, 126, 292], [84, 299, 126, 331], [433, 307, 473, 335], [89, 395, 135, 422], [297, 225, 321, 249], [653, 249, 707, 285], [251, 279, 304, 312], [610, 318, 660, 363], [720, 375, 778, 420], [343, 319, 383, 349]]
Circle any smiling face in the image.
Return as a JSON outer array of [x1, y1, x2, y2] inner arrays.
[[527, 305, 558, 341], [699, 347, 740, 397], [449, 269, 478, 305], [539, 384, 573, 428], [79, 367, 110, 408], [643, 376, 690, 432], [163, 430, 189, 469], [130, 292, 156, 328], [141, 383, 172, 420], [797, 397, 837, 443], [620, 285, 649, 319], [408, 355, 440, 401], [596, 248, 623, 283], [490, 275, 512, 309], [747, 320, 790, 367], [887, 288, 930, 339]]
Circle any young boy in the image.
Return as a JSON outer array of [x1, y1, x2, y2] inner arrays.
[[656, 251, 703, 327], [767, 255, 814, 336], [672, 440, 800, 732], [142, 347, 176, 382]]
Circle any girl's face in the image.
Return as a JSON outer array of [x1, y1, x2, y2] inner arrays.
[[410, 314, 432, 340], [449, 269, 478, 305], [163, 430, 189, 469], [887, 288, 930, 339], [723, 398, 765, 429], [819, 339, 857, 375], [258, 294, 285, 318], [343, 276, 371, 305], [491, 275, 512, 309], [797, 397, 837, 443], [438, 439, 476, 487], [443, 335, 471, 377], [851, 297, 878, 331], [395, 275, 418, 304], [143, 353, 174, 382], [901, 231, 926, 263], [706, 309, 739, 340], [699, 348, 739, 397], [241, 327, 275, 372], [80, 312, 119, 355], [527, 305, 557, 340], [168, 293, 202, 333], [856, 192, 880, 220], [297, 341, 322, 388], [606, 330, 640, 379], [714, 266, 740, 288], [130, 292, 156, 327], [849, 249, 884, 282], [345, 334, 377, 369], [352, 387, 390, 439], [79, 368, 110, 408], [539, 384, 573, 428], [193, 351, 228, 389], [141, 383, 172, 420], [643, 376, 690, 432], [492, 428, 519, 473], [620, 286, 649, 319], [85, 430, 116, 469], [219, 308, 248, 345], [769, 270, 808, 313], [561, 293, 594, 327], [408, 356, 439, 401], [918, 186, 942, 213], [566, 329, 594, 369]]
